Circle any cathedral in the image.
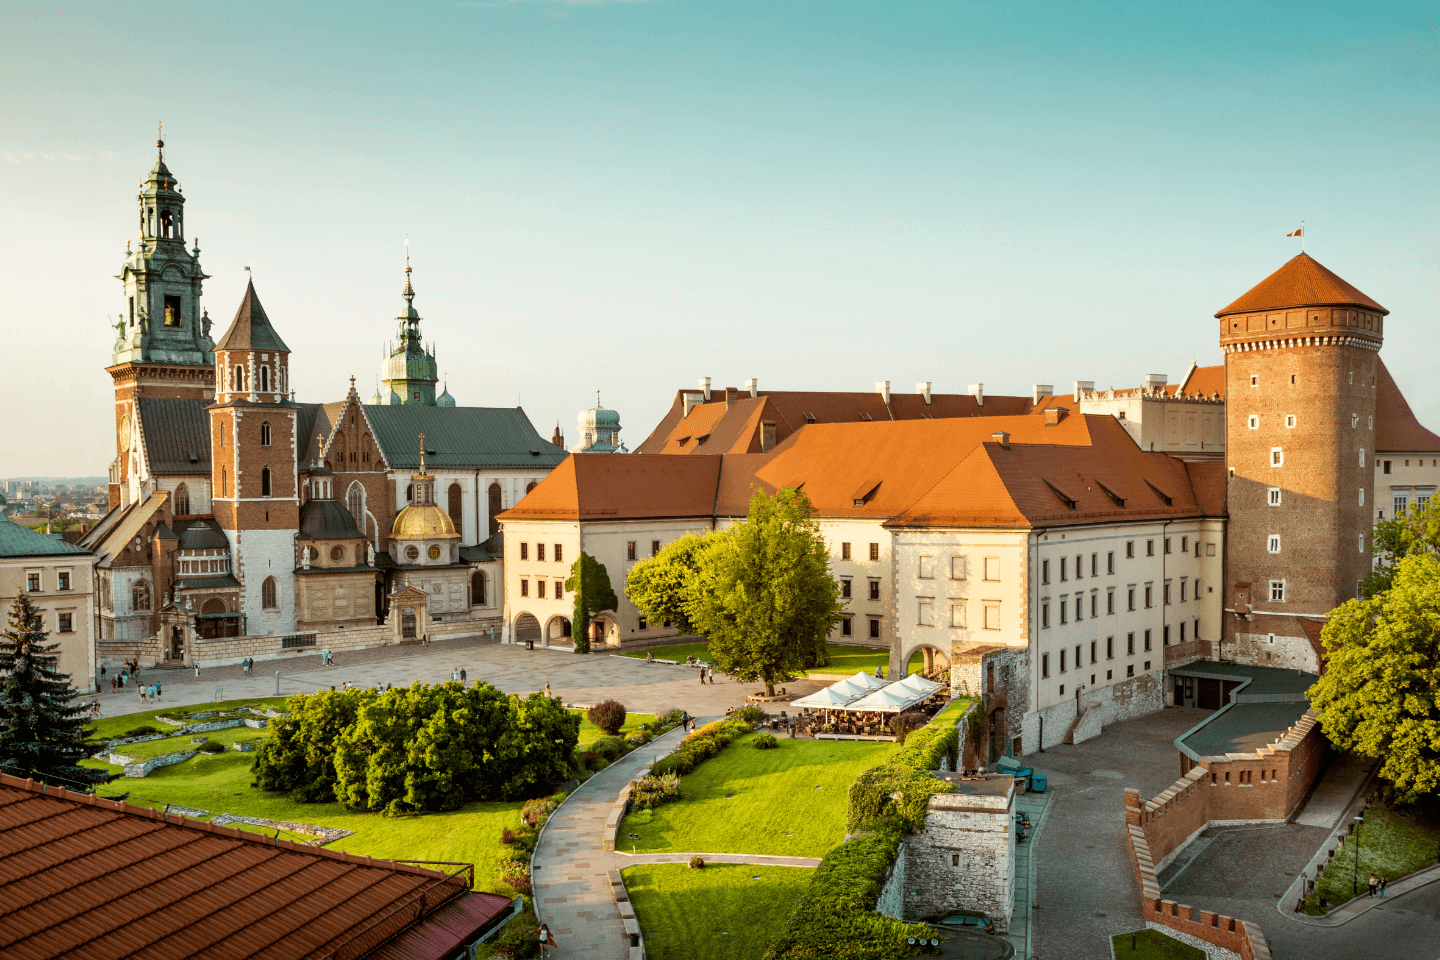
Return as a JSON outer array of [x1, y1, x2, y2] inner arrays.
[[81, 137, 568, 667]]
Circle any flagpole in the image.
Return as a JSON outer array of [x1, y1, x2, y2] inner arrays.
[[1301, 220, 1305, 254]]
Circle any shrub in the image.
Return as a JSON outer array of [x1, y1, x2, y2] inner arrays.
[[689, 855, 705, 869], [627, 731, 652, 747], [753, 733, 779, 750], [500, 828, 517, 845], [888, 712, 927, 743], [491, 911, 541, 960], [847, 765, 952, 832], [198, 740, 226, 754], [650, 753, 693, 777], [123, 725, 161, 738], [732, 704, 768, 725], [587, 699, 627, 735], [591, 735, 625, 761], [631, 772, 682, 810], [520, 792, 567, 828]]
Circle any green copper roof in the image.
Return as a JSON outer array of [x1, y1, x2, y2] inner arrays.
[[365, 406, 569, 470], [0, 517, 91, 558]]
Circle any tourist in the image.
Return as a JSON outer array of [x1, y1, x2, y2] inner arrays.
[[155, 681, 162, 700], [1368, 873, 1379, 897], [460, 668, 466, 683], [139, 684, 147, 703], [194, 661, 200, 678], [697, 666, 705, 686], [537, 923, 556, 958], [875, 666, 884, 679], [707, 666, 714, 685], [91, 699, 101, 719], [646, 651, 654, 663], [544, 682, 552, 698], [1380, 876, 1388, 898]]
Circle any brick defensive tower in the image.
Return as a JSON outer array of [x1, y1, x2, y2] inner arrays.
[[1218, 253, 1386, 670]]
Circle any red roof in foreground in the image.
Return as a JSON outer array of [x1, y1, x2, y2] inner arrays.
[[1376, 358, 1440, 453], [1216, 253, 1388, 318], [0, 773, 508, 960]]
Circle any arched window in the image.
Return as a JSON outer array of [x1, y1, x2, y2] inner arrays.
[[259, 366, 270, 392], [488, 482, 503, 539], [234, 365, 246, 392], [261, 422, 272, 447], [448, 482, 463, 532], [261, 467, 272, 497], [132, 579, 152, 611], [406, 483, 414, 503], [173, 482, 190, 516], [261, 576, 278, 609], [526, 481, 538, 494], [471, 570, 487, 606], [347, 481, 366, 532]]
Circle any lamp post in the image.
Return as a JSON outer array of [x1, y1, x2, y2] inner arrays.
[[1352, 814, 1364, 896]]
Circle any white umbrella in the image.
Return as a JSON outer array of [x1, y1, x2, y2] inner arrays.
[[895, 673, 943, 696], [846, 686, 925, 713], [824, 676, 872, 701], [791, 685, 862, 709], [847, 670, 893, 691]]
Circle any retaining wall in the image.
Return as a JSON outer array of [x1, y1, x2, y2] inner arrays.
[[122, 750, 199, 778]]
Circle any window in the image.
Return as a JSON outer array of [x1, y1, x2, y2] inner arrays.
[[1060, 598, 1068, 625], [57, 612, 72, 633], [1126, 541, 1135, 559], [1106, 636, 1114, 659], [1180, 580, 1187, 602], [637, 615, 647, 630], [405, 545, 420, 561], [1180, 537, 1187, 553], [1090, 593, 1097, 618], [1384, 460, 1392, 475], [1144, 629, 1152, 651], [520, 579, 529, 597], [1360, 488, 1366, 506], [1107, 588, 1115, 615], [1144, 584, 1153, 608], [555, 580, 564, 600], [1042, 653, 1050, 678], [1250, 375, 1257, 387], [869, 579, 881, 601], [164, 294, 181, 326], [537, 543, 546, 562], [1075, 595, 1083, 621], [1180, 622, 1186, 642], [1286, 415, 1296, 428], [869, 543, 880, 561], [1075, 554, 1083, 578], [1060, 557, 1067, 581], [332, 545, 347, 562], [984, 557, 1000, 581], [1164, 538, 1172, 555], [1060, 649, 1067, 672], [1042, 559, 1050, 584], [261, 467, 272, 497], [919, 556, 934, 579], [1268, 487, 1282, 506], [520, 542, 529, 561], [1248, 414, 1259, 430], [1394, 494, 1409, 517], [1194, 618, 1200, 640], [841, 617, 853, 637], [1128, 586, 1136, 611], [234, 365, 246, 392], [1042, 601, 1050, 628], [1106, 551, 1114, 574], [1059, 685, 1065, 695], [57, 571, 70, 591], [1144, 660, 1151, 671], [1164, 581, 1171, 605], [1270, 580, 1285, 602], [1146, 539, 1155, 557], [132, 579, 151, 611], [259, 365, 270, 392], [1271, 447, 1284, 467], [173, 482, 190, 516], [950, 556, 966, 579], [533, 579, 544, 599], [841, 578, 852, 599], [1076, 643, 1083, 668], [27, 572, 41, 592], [1091, 553, 1098, 577], [983, 602, 1000, 630], [950, 602, 966, 628], [651, 540, 661, 557], [1206, 543, 1216, 557], [1268, 534, 1281, 554], [1127, 664, 1135, 678], [471, 570, 487, 605], [262, 576, 278, 609], [555, 544, 563, 563], [261, 422, 272, 447], [1090, 640, 1097, 664], [841, 542, 851, 561], [1352, 413, 1359, 427], [626, 541, 636, 560], [1126, 632, 1135, 655], [869, 618, 881, 640], [918, 599, 933, 626], [1163, 625, 1170, 645]]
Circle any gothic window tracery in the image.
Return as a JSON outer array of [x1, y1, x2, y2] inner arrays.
[[132, 579, 152, 612], [262, 576, 278, 609], [173, 483, 190, 515]]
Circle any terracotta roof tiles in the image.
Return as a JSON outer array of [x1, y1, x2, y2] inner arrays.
[[1375, 358, 1440, 453], [1215, 253, 1387, 317]]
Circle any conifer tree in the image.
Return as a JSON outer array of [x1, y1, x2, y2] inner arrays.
[[0, 593, 106, 786]]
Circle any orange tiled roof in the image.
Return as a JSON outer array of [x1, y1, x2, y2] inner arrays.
[[499, 453, 727, 521], [1376, 358, 1440, 453], [1179, 364, 1225, 398], [1215, 253, 1388, 317], [0, 772, 499, 960]]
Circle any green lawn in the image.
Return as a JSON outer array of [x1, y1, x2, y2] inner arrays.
[[617, 641, 918, 677], [619, 733, 892, 857], [1111, 930, 1206, 959], [90, 696, 292, 741], [623, 863, 813, 960], [95, 724, 265, 762], [578, 711, 657, 749], [1306, 802, 1440, 912]]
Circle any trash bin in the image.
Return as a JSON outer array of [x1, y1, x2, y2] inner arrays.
[[1030, 773, 1047, 792]]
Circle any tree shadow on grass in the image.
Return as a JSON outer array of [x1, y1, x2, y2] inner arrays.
[[623, 862, 812, 960]]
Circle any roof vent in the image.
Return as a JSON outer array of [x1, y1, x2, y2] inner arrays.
[[991, 431, 1010, 450], [1043, 478, 1078, 510], [803, 412, 817, 423], [745, 377, 759, 398], [699, 376, 712, 402], [1032, 384, 1053, 404], [876, 380, 891, 404], [1145, 373, 1168, 392], [1045, 407, 1068, 426], [968, 383, 984, 407], [1145, 479, 1173, 506], [916, 381, 932, 405], [1073, 380, 1095, 402]]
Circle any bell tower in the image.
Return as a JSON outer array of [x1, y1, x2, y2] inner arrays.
[[106, 129, 216, 507], [1219, 253, 1385, 671], [376, 255, 441, 405]]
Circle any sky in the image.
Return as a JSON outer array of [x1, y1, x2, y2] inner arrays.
[[1, 1, 1436, 476]]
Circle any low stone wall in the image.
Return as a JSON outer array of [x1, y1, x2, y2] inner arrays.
[[1072, 701, 1103, 745], [190, 616, 500, 668], [875, 840, 907, 919], [122, 750, 199, 778]]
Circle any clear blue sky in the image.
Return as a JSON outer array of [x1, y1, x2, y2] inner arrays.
[[2, 1, 1436, 475]]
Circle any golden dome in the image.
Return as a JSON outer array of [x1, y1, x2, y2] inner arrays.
[[390, 503, 460, 541]]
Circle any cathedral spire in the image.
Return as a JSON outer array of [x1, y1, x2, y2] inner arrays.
[[377, 246, 443, 405]]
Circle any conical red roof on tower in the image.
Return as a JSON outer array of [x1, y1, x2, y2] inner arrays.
[[1215, 253, 1388, 317]]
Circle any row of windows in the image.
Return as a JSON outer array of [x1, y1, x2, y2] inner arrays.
[[180, 558, 229, 575], [840, 578, 882, 601], [1041, 537, 1212, 584], [914, 556, 999, 581], [1246, 414, 1299, 429], [1043, 580, 1200, 626], [1382, 458, 1439, 474], [518, 542, 565, 563], [518, 579, 565, 600], [838, 616, 884, 640], [1382, 493, 1433, 519], [1041, 621, 1201, 677], [229, 362, 285, 395], [24, 570, 73, 593], [914, 598, 1001, 630], [839, 542, 882, 562], [28, 608, 75, 633], [626, 540, 663, 561]]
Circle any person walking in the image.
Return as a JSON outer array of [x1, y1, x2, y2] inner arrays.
[[91, 699, 101, 719], [156, 681, 162, 700], [707, 666, 714, 685], [460, 668, 467, 684], [698, 666, 705, 685], [1380, 876, 1388, 898], [139, 683, 147, 704], [537, 923, 556, 958], [1368, 873, 1379, 897], [544, 682, 552, 698], [194, 661, 200, 678]]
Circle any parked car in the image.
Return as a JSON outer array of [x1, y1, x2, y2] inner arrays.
[[931, 910, 996, 935]]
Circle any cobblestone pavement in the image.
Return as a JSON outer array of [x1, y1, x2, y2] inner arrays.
[[1003, 789, 1052, 959], [84, 638, 826, 721], [1018, 707, 1212, 960]]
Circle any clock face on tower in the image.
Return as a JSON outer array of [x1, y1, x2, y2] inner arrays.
[[119, 414, 131, 452]]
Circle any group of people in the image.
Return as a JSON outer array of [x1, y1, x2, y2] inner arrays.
[[104, 660, 147, 695], [135, 680, 163, 702], [449, 668, 468, 684], [240, 657, 256, 676], [320, 650, 336, 666], [1368, 873, 1388, 898]]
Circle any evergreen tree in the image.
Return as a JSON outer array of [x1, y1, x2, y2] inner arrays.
[[566, 552, 618, 655], [0, 593, 106, 786]]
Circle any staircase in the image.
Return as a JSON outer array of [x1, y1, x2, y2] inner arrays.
[[1063, 700, 1101, 745]]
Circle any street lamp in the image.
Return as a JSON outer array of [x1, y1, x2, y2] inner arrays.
[[1352, 814, 1364, 896]]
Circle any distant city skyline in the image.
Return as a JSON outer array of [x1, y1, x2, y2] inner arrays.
[[1, 1, 1436, 475]]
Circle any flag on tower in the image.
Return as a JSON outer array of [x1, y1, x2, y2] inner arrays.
[[1287, 225, 1303, 237]]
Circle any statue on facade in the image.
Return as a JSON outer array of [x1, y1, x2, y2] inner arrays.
[[201, 309, 212, 339], [111, 315, 126, 341], [366, 542, 376, 566]]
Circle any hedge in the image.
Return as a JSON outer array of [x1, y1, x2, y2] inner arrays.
[[847, 765, 953, 832], [762, 818, 935, 959], [648, 718, 752, 777]]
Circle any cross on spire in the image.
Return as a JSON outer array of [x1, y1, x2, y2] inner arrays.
[[418, 432, 426, 472]]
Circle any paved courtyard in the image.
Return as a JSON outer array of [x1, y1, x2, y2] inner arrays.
[[85, 637, 826, 721]]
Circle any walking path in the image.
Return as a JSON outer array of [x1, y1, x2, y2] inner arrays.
[[1284, 863, 1440, 926], [1004, 788, 1053, 960]]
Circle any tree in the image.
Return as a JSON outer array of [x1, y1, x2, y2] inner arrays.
[[1363, 498, 1440, 597], [688, 488, 843, 696], [1310, 554, 1440, 802], [627, 533, 711, 637], [0, 593, 107, 786], [566, 552, 618, 655], [252, 688, 373, 802]]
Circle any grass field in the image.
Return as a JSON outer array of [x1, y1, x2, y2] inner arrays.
[[617, 641, 924, 677], [619, 732, 891, 857], [578, 711, 657, 748], [1306, 802, 1440, 912], [1110, 930, 1206, 959], [622, 863, 813, 960]]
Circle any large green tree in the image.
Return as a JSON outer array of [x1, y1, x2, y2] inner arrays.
[[0, 593, 107, 786], [626, 532, 712, 636], [252, 688, 373, 802], [566, 552, 618, 655], [688, 488, 843, 696], [1310, 554, 1440, 802], [1363, 497, 1440, 597]]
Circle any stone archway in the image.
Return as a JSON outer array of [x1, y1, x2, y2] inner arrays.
[[514, 613, 542, 647], [546, 616, 572, 642], [900, 642, 951, 679]]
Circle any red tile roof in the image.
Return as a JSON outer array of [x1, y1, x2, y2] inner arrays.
[[1215, 254, 1388, 318], [500, 453, 727, 521], [0, 773, 503, 960], [1376, 358, 1440, 453], [1179, 364, 1225, 398]]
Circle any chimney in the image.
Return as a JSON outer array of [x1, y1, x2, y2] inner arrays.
[[682, 391, 703, 417], [1144, 373, 1168, 392], [968, 383, 984, 407], [745, 377, 759, 398], [991, 431, 1010, 450], [916, 381, 932, 405], [1032, 384, 1053, 404], [1045, 407, 1068, 426], [761, 422, 777, 452], [876, 380, 891, 404], [699, 376, 712, 401], [1073, 380, 1095, 402]]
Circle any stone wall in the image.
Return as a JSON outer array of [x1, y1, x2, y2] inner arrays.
[[875, 840, 906, 919], [188, 616, 498, 668], [122, 749, 198, 778], [902, 780, 1015, 931], [1021, 668, 1165, 754]]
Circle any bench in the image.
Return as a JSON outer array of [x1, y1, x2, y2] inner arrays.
[[623, 916, 642, 946], [617, 899, 636, 920]]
